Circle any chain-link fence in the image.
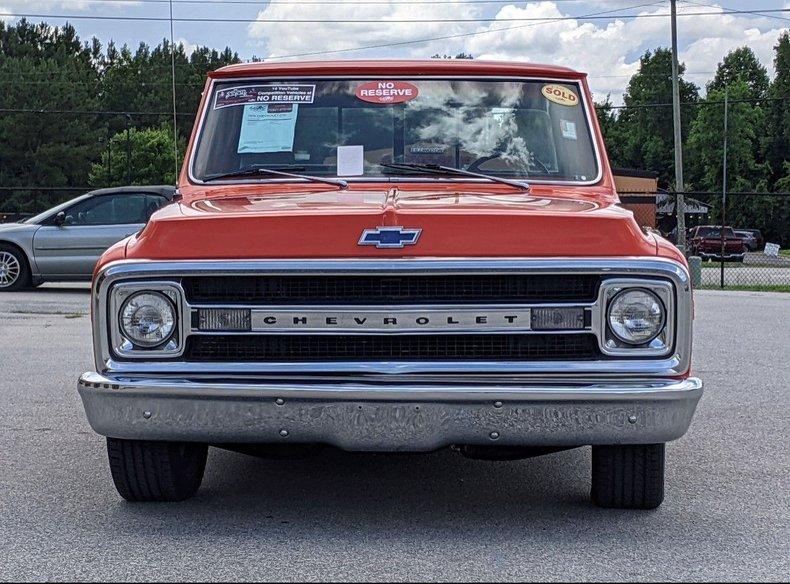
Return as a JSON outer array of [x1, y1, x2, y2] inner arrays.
[[621, 190, 790, 290]]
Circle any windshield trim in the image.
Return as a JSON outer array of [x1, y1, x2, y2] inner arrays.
[[187, 75, 603, 188]]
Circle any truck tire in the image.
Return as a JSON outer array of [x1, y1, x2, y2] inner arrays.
[[0, 244, 30, 291], [107, 438, 208, 502], [591, 443, 665, 509]]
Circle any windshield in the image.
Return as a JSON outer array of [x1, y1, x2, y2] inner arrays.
[[192, 78, 599, 184]]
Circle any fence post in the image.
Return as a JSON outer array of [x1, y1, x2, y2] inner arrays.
[[720, 91, 729, 289], [689, 255, 702, 288]]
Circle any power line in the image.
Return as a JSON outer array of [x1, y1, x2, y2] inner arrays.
[[0, 107, 196, 116], [4, 0, 632, 4], [681, 0, 790, 23], [3, 7, 788, 23], [1, 97, 787, 117], [596, 96, 789, 109]]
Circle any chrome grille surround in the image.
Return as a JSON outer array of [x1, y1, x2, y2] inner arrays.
[[92, 258, 692, 378]]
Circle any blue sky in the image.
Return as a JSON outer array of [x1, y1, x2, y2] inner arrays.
[[1, 1, 787, 102]]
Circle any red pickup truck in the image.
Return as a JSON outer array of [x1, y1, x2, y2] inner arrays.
[[77, 60, 701, 509], [689, 225, 747, 261]]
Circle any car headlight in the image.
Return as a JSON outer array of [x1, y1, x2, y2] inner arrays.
[[120, 291, 176, 348], [607, 288, 665, 345]]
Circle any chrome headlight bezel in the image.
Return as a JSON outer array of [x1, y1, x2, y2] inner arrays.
[[598, 278, 674, 357], [109, 281, 187, 358]]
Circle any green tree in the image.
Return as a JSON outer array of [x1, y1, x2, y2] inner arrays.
[[766, 32, 790, 190], [708, 46, 769, 97], [594, 96, 625, 168], [0, 20, 103, 212], [688, 82, 776, 237], [616, 49, 699, 187], [88, 126, 185, 187]]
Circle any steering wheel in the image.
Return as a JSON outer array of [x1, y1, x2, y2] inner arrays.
[[465, 152, 552, 175]]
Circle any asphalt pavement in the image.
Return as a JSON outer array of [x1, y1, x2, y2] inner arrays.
[[0, 285, 788, 582]]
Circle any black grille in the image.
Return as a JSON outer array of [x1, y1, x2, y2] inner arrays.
[[185, 334, 602, 362], [183, 274, 600, 305]]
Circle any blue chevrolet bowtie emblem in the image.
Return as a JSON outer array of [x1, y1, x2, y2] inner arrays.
[[358, 226, 422, 249]]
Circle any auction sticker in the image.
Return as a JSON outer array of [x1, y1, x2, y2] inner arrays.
[[356, 81, 419, 104], [214, 84, 315, 109], [541, 84, 579, 107]]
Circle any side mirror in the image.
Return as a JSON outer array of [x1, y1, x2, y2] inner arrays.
[[53, 211, 66, 226]]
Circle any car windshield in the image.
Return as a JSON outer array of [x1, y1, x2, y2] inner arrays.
[[700, 227, 734, 238], [192, 78, 599, 184]]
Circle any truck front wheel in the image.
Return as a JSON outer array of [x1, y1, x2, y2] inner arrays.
[[106, 438, 208, 502], [591, 443, 665, 509]]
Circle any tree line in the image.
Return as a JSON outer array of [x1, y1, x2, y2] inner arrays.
[[0, 20, 788, 242]]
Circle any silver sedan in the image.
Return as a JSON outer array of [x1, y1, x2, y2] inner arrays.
[[0, 186, 175, 291]]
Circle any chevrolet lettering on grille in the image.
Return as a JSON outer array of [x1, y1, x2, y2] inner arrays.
[[248, 308, 535, 333]]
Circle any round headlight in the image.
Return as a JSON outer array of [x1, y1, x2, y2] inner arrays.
[[607, 288, 665, 345], [120, 291, 176, 348]]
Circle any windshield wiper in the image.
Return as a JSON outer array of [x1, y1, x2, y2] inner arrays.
[[380, 162, 530, 192], [204, 165, 348, 190]]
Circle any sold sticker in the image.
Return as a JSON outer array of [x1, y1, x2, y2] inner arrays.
[[541, 84, 579, 107], [355, 81, 419, 104]]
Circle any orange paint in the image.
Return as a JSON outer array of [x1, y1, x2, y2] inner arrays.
[[96, 60, 682, 273]]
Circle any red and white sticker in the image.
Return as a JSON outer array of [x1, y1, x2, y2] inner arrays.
[[355, 81, 419, 104], [541, 84, 579, 107]]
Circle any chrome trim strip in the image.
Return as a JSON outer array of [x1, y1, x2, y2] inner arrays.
[[189, 303, 592, 335], [187, 75, 603, 187], [92, 258, 692, 377]]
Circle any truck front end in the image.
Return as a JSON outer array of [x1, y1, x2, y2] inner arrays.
[[79, 60, 701, 509]]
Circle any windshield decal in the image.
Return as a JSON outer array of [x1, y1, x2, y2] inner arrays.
[[541, 84, 579, 107], [237, 103, 298, 153], [215, 84, 315, 109], [355, 81, 419, 104], [560, 119, 578, 140]]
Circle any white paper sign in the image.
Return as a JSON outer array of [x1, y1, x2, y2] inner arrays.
[[764, 242, 780, 257], [560, 119, 577, 140], [237, 103, 298, 154], [337, 145, 364, 176]]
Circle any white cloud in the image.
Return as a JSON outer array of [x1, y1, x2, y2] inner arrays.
[[3, 0, 141, 11], [176, 37, 198, 56], [247, 0, 483, 58], [245, 1, 786, 104], [0, 6, 13, 22]]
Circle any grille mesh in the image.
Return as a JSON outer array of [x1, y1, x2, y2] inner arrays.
[[185, 334, 601, 362], [183, 274, 600, 305]]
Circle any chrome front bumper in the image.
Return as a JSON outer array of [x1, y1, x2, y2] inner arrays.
[[78, 373, 702, 451]]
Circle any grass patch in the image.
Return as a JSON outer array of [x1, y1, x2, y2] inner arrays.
[[780, 249, 790, 257], [698, 285, 790, 293], [64, 312, 84, 319]]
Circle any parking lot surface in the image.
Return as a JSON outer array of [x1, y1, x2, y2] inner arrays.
[[0, 286, 788, 582]]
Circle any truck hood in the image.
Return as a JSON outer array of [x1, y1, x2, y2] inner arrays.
[[125, 185, 658, 259]]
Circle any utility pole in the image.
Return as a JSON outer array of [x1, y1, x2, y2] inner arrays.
[[720, 90, 728, 289], [670, 0, 687, 253], [169, 0, 179, 184]]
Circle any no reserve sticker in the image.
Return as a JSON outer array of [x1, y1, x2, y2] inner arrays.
[[541, 84, 579, 107], [355, 81, 419, 104]]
